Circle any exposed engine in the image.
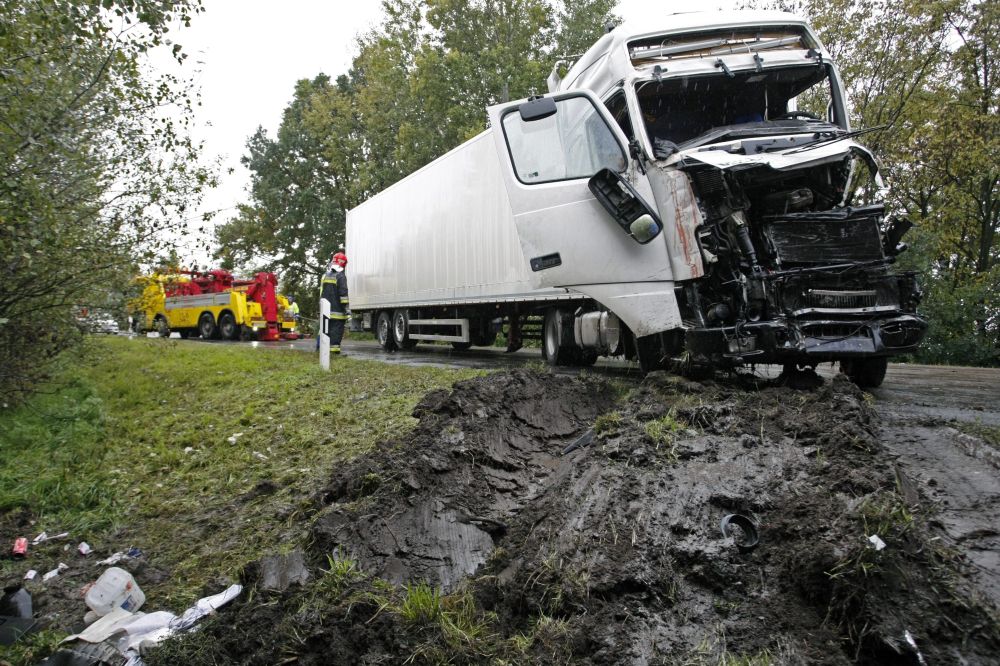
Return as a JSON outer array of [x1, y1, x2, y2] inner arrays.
[[679, 152, 926, 370]]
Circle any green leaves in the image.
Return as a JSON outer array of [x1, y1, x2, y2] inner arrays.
[[1, 0, 212, 402]]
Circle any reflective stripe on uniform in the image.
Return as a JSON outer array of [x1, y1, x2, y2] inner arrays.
[[322, 278, 338, 284], [340, 298, 350, 304], [330, 313, 349, 320]]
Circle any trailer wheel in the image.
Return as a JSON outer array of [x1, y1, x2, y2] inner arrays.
[[841, 357, 888, 389], [218, 312, 239, 341], [198, 312, 218, 339], [542, 309, 574, 366], [376, 311, 397, 351], [392, 310, 417, 350], [451, 341, 473, 351], [155, 316, 170, 338]]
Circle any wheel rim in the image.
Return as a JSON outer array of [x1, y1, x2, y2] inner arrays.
[[220, 316, 234, 338], [200, 317, 212, 337]]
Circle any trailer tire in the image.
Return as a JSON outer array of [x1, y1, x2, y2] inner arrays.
[[198, 312, 218, 340], [451, 341, 473, 351], [542, 308, 574, 366], [376, 311, 397, 351], [392, 310, 417, 350], [218, 312, 239, 341], [841, 357, 888, 389], [155, 316, 170, 338]]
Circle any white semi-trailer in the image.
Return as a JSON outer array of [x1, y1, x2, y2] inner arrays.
[[346, 10, 926, 386]]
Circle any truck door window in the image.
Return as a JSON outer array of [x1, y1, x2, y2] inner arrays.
[[502, 95, 626, 185], [604, 91, 635, 142]]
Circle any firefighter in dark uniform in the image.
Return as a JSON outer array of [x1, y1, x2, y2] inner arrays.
[[320, 252, 349, 354]]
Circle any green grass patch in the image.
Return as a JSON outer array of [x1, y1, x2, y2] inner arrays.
[[0, 337, 479, 615]]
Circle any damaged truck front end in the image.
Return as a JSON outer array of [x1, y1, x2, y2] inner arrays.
[[676, 154, 926, 378], [617, 17, 926, 384]]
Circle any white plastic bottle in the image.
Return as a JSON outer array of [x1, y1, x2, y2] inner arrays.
[[85, 567, 145, 616]]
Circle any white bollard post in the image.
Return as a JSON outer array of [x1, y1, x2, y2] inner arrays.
[[320, 298, 331, 371]]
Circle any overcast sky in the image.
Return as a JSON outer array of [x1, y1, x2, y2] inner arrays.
[[162, 0, 738, 261]]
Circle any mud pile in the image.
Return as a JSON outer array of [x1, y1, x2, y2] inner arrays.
[[149, 369, 1000, 665]]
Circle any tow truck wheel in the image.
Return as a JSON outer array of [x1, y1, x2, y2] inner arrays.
[[218, 312, 239, 341], [841, 357, 888, 389], [376, 311, 397, 351], [392, 310, 417, 350], [198, 312, 218, 340], [155, 316, 170, 338]]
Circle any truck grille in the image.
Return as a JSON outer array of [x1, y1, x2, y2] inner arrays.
[[803, 289, 878, 310], [764, 207, 885, 264]]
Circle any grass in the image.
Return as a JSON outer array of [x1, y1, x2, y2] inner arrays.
[[955, 421, 1000, 452], [643, 409, 685, 455], [0, 337, 480, 622]]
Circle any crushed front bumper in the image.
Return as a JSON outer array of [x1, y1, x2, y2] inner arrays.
[[686, 312, 927, 365]]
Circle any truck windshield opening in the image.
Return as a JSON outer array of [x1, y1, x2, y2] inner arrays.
[[636, 64, 841, 149]]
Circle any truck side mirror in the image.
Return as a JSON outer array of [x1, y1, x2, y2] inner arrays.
[[519, 96, 557, 122], [588, 169, 662, 244]]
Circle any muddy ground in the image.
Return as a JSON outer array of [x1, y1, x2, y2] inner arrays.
[[135, 368, 999, 665]]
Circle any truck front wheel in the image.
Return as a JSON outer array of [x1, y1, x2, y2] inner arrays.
[[841, 357, 888, 389], [376, 311, 397, 351], [198, 312, 218, 340]]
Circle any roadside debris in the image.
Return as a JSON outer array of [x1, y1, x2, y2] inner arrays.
[[85, 567, 145, 615], [23, 569, 37, 581], [11, 536, 28, 558], [47, 584, 243, 666], [43, 563, 69, 582], [868, 534, 887, 551], [719, 513, 760, 552], [78, 542, 93, 556], [0, 586, 36, 646], [33, 531, 70, 545], [97, 548, 143, 567]]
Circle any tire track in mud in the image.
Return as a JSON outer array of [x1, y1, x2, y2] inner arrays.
[[149, 369, 1000, 666]]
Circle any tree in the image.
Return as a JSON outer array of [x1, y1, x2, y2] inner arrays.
[[0, 0, 213, 402], [215, 75, 350, 303]]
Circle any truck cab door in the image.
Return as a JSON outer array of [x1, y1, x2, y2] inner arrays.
[[487, 91, 674, 290]]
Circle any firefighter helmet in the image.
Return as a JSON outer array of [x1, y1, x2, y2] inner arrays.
[[332, 252, 348, 268]]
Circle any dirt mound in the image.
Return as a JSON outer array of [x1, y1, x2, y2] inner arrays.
[[148, 369, 1000, 665]]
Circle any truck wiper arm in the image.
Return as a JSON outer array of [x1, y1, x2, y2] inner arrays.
[[785, 124, 888, 154]]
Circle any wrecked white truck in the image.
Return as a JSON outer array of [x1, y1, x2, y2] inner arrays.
[[347, 10, 926, 387]]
